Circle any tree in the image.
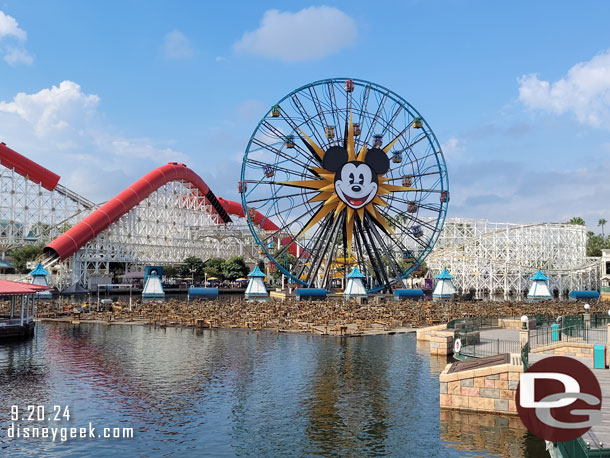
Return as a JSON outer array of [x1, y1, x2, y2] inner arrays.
[[10, 245, 44, 273], [270, 252, 296, 281], [567, 217, 586, 226], [163, 265, 179, 278], [587, 231, 610, 257], [599, 218, 607, 237], [222, 256, 249, 281], [203, 257, 225, 280], [179, 256, 206, 281]]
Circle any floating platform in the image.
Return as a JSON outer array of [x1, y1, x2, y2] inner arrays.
[[0, 320, 35, 340]]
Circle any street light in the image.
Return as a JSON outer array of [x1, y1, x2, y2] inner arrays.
[[584, 303, 590, 311], [521, 315, 528, 330]]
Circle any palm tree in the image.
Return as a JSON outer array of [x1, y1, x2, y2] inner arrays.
[[567, 217, 586, 226], [599, 218, 607, 237]]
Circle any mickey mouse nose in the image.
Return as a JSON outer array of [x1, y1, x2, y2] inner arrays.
[[352, 185, 362, 192]]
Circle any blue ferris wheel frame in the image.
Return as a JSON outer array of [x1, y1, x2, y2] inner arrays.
[[240, 77, 449, 293]]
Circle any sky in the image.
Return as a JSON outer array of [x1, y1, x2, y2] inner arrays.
[[0, 1, 609, 232]]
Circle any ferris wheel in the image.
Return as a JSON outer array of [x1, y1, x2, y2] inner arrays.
[[240, 78, 449, 293]]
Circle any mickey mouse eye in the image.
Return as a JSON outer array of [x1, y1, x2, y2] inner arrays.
[[349, 173, 355, 184], [358, 173, 364, 185]]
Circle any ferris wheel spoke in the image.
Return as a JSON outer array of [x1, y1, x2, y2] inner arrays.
[[258, 120, 317, 164], [361, 91, 389, 147], [245, 159, 317, 180], [364, 213, 405, 284], [246, 190, 318, 205], [326, 82, 343, 142], [319, 212, 345, 288], [356, 216, 391, 291], [388, 195, 442, 213], [291, 91, 327, 146], [306, 86, 330, 134], [301, 215, 337, 286], [251, 138, 313, 172]]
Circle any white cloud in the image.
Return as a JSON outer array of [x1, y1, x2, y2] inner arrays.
[[0, 81, 188, 201], [161, 30, 195, 60], [518, 49, 610, 127], [441, 137, 464, 157], [233, 6, 357, 62], [0, 10, 32, 66]]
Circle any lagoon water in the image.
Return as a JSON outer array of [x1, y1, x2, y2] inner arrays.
[[0, 323, 545, 457]]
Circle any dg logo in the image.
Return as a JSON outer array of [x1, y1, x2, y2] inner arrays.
[[516, 356, 602, 442]]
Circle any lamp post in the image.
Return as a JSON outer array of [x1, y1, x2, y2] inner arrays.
[[584, 303, 591, 330], [520, 315, 530, 348]]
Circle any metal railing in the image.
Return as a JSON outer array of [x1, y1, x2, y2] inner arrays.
[[529, 324, 607, 349], [457, 334, 522, 359], [448, 316, 499, 332]]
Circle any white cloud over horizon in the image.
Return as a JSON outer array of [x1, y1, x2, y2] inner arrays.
[[518, 49, 610, 128], [161, 30, 195, 60], [0, 81, 189, 201], [0, 10, 33, 66], [233, 6, 357, 62]]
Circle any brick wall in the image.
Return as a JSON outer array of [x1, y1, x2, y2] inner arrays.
[[416, 323, 448, 341], [530, 341, 593, 358], [429, 331, 454, 355], [439, 362, 523, 415]]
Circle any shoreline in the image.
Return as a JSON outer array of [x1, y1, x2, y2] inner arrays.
[[35, 316, 418, 337]]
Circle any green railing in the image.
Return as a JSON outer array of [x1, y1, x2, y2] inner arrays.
[[528, 325, 607, 349], [556, 436, 610, 458], [448, 316, 499, 332]]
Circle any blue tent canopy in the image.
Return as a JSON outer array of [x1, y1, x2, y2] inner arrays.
[[435, 268, 453, 280], [29, 263, 49, 276], [530, 270, 549, 281], [248, 265, 266, 278], [346, 267, 365, 279]]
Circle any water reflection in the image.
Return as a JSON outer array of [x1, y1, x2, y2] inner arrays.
[[440, 409, 547, 458], [0, 323, 544, 457]]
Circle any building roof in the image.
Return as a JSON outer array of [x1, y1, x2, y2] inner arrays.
[[436, 268, 454, 279], [29, 262, 49, 276], [0, 279, 51, 295], [346, 267, 365, 279], [530, 270, 549, 281], [248, 265, 266, 278]]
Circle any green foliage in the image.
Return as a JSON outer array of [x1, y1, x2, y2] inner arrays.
[[270, 252, 296, 281], [163, 265, 179, 278], [179, 256, 206, 280], [59, 223, 72, 233], [10, 244, 44, 273], [566, 216, 586, 225], [587, 231, 610, 257], [222, 256, 249, 280], [203, 257, 225, 280], [566, 217, 610, 256]]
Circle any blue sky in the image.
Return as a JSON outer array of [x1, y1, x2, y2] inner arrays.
[[1, 1, 609, 231]]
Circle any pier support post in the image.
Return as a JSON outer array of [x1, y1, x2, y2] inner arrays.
[[20, 296, 24, 326], [584, 313, 591, 330]]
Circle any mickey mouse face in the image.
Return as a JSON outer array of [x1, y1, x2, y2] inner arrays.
[[322, 145, 390, 210]]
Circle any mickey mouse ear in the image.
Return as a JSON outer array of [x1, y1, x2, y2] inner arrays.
[[365, 148, 390, 175], [323, 146, 348, 172]]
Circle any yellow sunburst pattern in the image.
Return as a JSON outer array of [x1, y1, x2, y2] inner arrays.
[[280, 112, 413, 255]]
